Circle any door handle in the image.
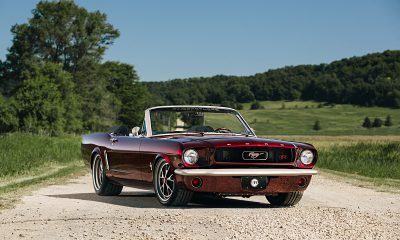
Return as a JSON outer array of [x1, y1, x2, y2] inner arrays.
[[110, 137, 118, 143]]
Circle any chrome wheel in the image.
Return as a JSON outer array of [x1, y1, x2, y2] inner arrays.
[[154, 158, 193, 206], [92, 155, 104, 191], [156, 162, 175, 201]]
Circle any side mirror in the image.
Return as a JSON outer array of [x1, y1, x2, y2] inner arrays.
[[131, 127, 141, 136]]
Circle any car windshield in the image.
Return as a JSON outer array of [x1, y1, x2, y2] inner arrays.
[[149, 107, 252, 135]]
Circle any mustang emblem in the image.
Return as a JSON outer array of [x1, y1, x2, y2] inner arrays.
[[249, 152, 263, 159], [242, 151, 268, 160]]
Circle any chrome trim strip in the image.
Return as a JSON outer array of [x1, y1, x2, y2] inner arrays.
[[146, 105, 235, 112], [151, 132, 250, 137], [104, 150, 110, 170], [235, 111, 256, 136], [174, 168, 318, 176], [110, 169, 131, 173], [144, 109, 152, 137]]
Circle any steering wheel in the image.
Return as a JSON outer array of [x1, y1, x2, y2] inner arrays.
[[214, 127, 232, 133], [188, 125, 214, 133]]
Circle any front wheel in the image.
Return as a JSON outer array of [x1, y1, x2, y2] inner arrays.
[[92, 154, 123, 196], [154, 158, 193, 206], [266, 192, 303, 206]]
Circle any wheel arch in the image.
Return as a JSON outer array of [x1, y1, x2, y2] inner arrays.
[[152, 154, 172, 169]]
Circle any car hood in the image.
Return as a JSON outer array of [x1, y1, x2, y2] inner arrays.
[[165, 135, 314, 149]]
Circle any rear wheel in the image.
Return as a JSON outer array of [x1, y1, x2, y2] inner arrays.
[[266, 192, 303, 206], [92, 154, 123, 196], [154, 158, 193, 206]]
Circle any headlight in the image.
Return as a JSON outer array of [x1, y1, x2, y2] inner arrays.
[[183, 149, 199, 165], [300, 150, 314, 165]]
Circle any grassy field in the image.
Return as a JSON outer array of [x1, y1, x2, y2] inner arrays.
[[0, 133, 84, 199], [318, 142, 400, 179], [240, 101, 400, 135]]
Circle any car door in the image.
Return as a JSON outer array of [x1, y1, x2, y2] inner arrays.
[[106, 134, 142, 180]]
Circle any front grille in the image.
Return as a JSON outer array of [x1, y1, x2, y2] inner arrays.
[[214, 147, 294, 163]]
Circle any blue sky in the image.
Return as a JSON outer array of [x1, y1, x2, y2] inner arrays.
[[0, 1, 399, 81]]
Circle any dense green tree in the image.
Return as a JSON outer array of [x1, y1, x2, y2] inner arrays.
[[0, 0, 127, 133], [74, 59, 118, 131], [313, 120, 321, 131], [220, 101, 243, 110], [362, 117, 372, 128], [372, 118, 383, 128], [0, 0, 119, 95], [227, 83, 255, 103], [250, 101, 263, 110], [16, 74, 64, 135], [102, 61, 150, 127], [384, 115, 393, 127], [43, 64, 82, 132], [390, 89, 400, 108], [22, 62, 82, 133], [0, 95, 19, 133]]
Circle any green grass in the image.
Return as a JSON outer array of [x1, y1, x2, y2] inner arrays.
[[240, 101, 400, 135], [318, 142, 400, 179], [0, 133, 84, 195]]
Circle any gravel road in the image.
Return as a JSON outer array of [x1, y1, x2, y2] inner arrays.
[[0, 173, 399, 240]]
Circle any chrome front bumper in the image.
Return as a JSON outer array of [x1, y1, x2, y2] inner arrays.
[[174, 168, 318, 177]]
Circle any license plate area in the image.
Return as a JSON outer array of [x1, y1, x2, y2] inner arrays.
[[241, 176, 267, 190]]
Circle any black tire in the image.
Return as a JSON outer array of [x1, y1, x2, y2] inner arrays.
[[92, 153, 123, 196], [266, 192, 303, 206], [154, 158, 193, 206]]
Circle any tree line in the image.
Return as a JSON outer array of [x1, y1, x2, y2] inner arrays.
[[145, 50, 400, 109]]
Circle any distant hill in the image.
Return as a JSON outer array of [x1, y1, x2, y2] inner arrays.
[[145, 50, 400, 108], [239, 100, 400, 135]]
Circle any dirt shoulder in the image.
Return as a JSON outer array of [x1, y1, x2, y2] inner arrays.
[[0, 174, 399, 240]]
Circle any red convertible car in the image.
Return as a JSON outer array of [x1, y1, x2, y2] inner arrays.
[[81, 106, 317, 206]]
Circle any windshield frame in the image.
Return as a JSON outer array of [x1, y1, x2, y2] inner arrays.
[[144, 106, 255, 137]]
